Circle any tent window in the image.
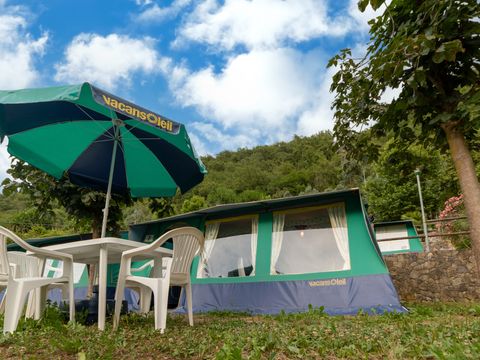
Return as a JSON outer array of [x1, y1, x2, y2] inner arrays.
[[376, 224, 410, 252], [197, 217, 257, 278], [271, 203, 351, 275]]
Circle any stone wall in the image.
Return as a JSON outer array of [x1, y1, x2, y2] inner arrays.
[[384, 248, 480, 302]]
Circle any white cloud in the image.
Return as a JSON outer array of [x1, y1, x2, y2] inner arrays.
[[164, 48, 333, 151], [175, 0, 350, 50], [0, 141, 11, 184], [187, 131, 209, 156], [189, 122, 256, 154], [0, 5, 48, 90], [296, 66, 337, 135], [0, 2, 48, 183], [135, 0, 153, 5], [348, 0, 379, 30], [136, 0, 191, 23], [54, 34, 164, 91], [348, 0, 389, 32]]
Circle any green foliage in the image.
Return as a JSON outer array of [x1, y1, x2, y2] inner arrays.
[[181, 195, 206, 213], [121, 199, 156, 227], [329, 0, 480, 153], [2, 160, 132, 236], [1, 303, 480, 359], [176, 132, 351, 212], [148, 198, 175, 218], [1, 131, 478, 231], [364, 142, 457, 220]]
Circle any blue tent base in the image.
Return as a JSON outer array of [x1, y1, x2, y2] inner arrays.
[[0, 273, 406, 319], [176, 274, 406, 315], [46, 287, 140, 312]]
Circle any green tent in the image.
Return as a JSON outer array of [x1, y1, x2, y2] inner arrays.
[[374, 220, 423, 255], [129, 188, 406, 315]]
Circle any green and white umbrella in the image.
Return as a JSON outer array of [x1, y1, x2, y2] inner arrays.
[[0, 82, 207, 236]]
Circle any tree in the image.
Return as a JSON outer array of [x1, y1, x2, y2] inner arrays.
[[3, 159, 133, 297], [2, 160, 132, 238], [329, 0, 480, 269], [364, 142, 457, 221], [181, 195, 207, 213]]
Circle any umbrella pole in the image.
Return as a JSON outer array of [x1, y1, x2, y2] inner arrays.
[[101, 123, 120, 238]]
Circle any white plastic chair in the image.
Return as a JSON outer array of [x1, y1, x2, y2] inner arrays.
[[113, 227, 204, 333], [0, 226, 75, 333], [0, 251, 40, 318], [127, 260, 155, 313]]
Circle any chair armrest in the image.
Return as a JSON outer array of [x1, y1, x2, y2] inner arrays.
[[0, 226, 72, 262], [121, 238, 170, 260], [27, 247, 73, 262]]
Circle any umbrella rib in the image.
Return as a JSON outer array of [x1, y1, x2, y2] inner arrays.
[[74, 104, 115, 139], [120, 137, 166, 142], [122, 115, 179, 135], [91, 139, 115, 144], [119, 117, 148, 133]]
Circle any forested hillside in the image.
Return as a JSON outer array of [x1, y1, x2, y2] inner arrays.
[[181, 132, 362, 207], [177, 131, 473, 221], [0, 130, 478, 238]]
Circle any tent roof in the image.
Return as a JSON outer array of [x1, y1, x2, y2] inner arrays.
[[6, 233, 93, 252], [131, 188, 362, 228], [374, 219, 416, 228]]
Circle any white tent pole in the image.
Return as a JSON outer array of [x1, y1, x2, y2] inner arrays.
[[101, 122, 120, 238]]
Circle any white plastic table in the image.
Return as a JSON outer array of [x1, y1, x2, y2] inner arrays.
[[40, 237, 172, 330]]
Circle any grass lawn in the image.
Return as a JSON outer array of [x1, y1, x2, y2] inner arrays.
[[0, 303, 479, 359]]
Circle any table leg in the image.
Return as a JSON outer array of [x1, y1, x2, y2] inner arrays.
[[98, 244, 108, 330]]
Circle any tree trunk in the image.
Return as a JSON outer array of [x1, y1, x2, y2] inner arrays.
[[86, 218, 102, 299], [442, 122, 480, 274]]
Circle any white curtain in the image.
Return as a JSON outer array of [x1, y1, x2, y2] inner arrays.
[[270, 213, 285, 274], [197, 222, 220, 278], [250, 217, 258, 276], [328, 205, 351, 270]]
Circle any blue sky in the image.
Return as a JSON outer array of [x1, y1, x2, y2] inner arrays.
[[0, 0, 380, 180]]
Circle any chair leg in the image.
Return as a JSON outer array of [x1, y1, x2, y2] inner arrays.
[[153, 281, 169, 333], [139, 286, 152, 314], [185, 283, 194, 326], [68, 281, 75, 323], [33, 258, 46, 320], [34, 286, 48, 320], [0, 288, 6, 315], [3, 281, 29, 334], [25, 290, 36, 319], [60, 284, 68, 301], [34, 288, 41, 320], [38, 286, 48, 318], [177, 287, 184, 309], [113, 276, 126, 330]]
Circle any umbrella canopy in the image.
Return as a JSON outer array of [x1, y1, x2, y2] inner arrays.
[[0, 82, 207, 236]]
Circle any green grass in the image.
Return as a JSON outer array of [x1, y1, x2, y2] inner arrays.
[[1, 303, 479, 359]]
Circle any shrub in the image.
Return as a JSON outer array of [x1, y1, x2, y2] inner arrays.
[[437, 194, 470, 249]]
